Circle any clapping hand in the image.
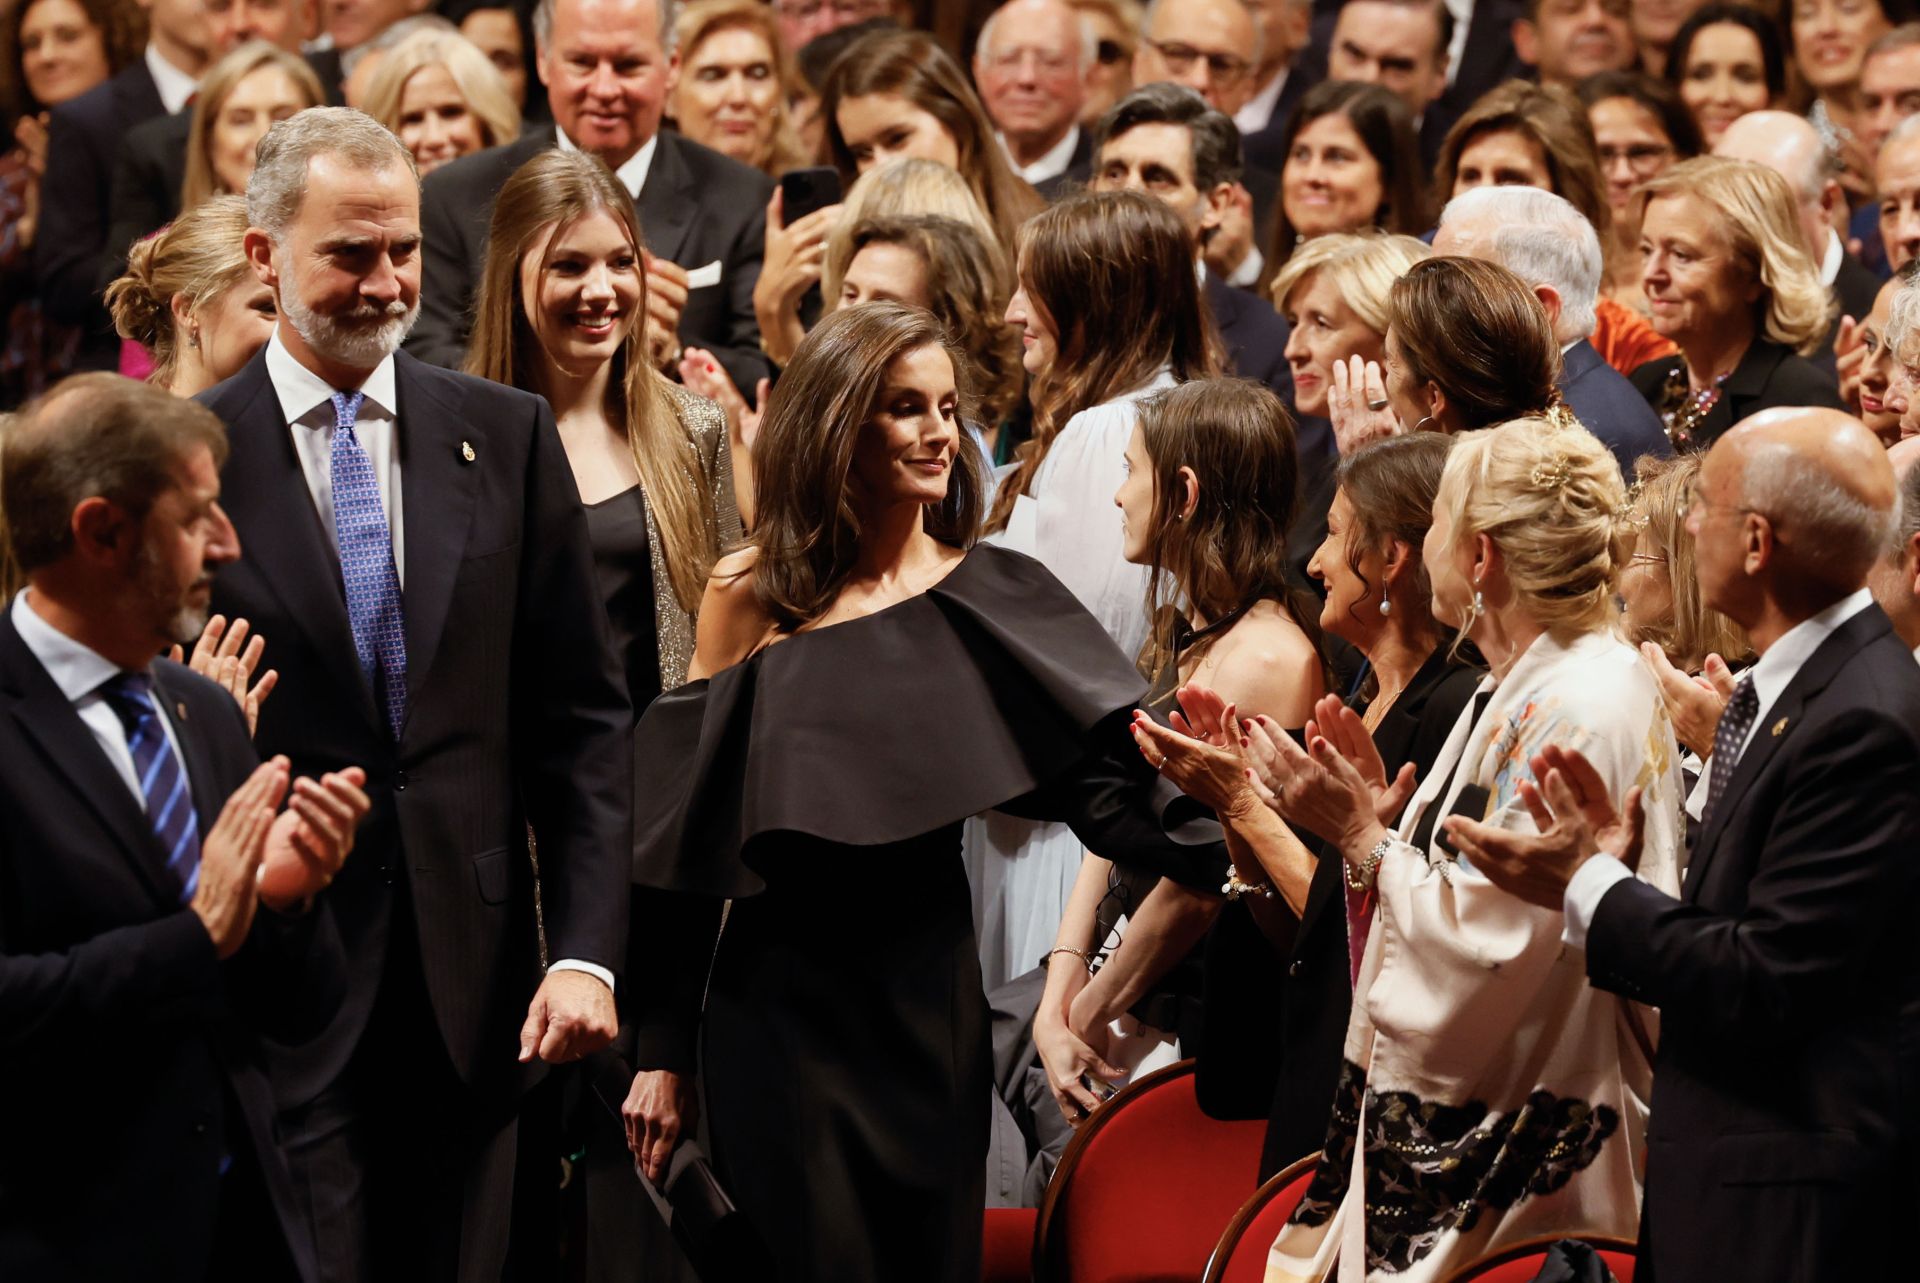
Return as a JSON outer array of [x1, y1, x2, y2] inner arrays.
[[1444, 745, 1645, 910], [679, 347, 769, 449], [192, 758, 291, 957], [1640, 643, 1734, 759], [1128, 684, 1263, 820], [170, 615, 278, 736], [643, 250, 690, 370], [1240, 697, 1409, 857], [1327, 355, 1402, 455], [257, 768, 369, 910]]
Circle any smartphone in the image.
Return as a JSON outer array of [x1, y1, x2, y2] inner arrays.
[[779, 166, 843, 223]]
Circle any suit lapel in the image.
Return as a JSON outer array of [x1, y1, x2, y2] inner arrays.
[[395, 353, 480, 701], [636, 134, 696, 264], [216, 351, 382, 734], [1684, 608, 1887, 899], [0, 617, 175, 906], [152, 666, 226, 840]]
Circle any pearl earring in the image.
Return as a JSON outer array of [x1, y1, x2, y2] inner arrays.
[[1472, 588, 1484, 615], [1377, 597, 1391, 617]]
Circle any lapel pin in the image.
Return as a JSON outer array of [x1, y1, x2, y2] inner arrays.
[[1771, 717, 1789, 737], [176, 702, 188, 721], [460, 440, 476, 463]]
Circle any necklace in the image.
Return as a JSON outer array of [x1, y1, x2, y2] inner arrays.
[[1656, 364, 1730, 452]]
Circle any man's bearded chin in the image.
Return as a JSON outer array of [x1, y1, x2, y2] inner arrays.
[[281, 284, 420, 367], [133, 548, 212, 648]]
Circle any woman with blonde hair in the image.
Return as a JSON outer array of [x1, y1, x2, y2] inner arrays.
[[179, 42, 325, 215], [670, 0, 808, 177], [104, 195, 275, 398], [360, 29, 518, 177], [1239, 414, 1682, 1281], [966, 188, 1219, 992], [1628, 155, 1843, 449]]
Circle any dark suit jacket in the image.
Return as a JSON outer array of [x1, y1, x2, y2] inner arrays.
[[1196, 646, 1481, 1178], [1811, 249, 1887, 371], [199, 347, 633, 1104], [1241, 56, 1323, 174], [1558, 338, 1672, 480], [1586, 605, 1920, 1282], [0, 620, 345, 1281], [1629, 338, 1845, 451], [408, 126, 773, 394], [33, 61, 164, 368], [102, 110, 190, 290], [1032, 127, 1092, 202]]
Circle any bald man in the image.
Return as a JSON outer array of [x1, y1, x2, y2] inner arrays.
[[1454, 406, 1920, 1282], [1868, 435, 1920, 653], [976, 0, 1093, 194], [1715, 112, 1883, 364]]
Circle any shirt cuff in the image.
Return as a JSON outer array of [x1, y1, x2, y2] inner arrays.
[[1560, 854, 1633, 951], [549, 958, 615, 994]]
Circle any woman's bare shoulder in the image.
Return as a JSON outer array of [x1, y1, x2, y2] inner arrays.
[[1207, 610, 1326, 727], [690, 547, 771, 679]]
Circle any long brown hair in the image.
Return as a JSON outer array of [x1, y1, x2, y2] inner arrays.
[[181, 41, 326, 214], [749, 301, 986, 632], [986, 189, 1221, 533], [465, 148, 721, 611], [1333, 433, 1454, 640], [1133, 378, 1327, 686], [1265, 79, 1427, 278], [819, 28, 1045, 258], [1387, 256, 1563, 430], [1434, 80, 1610, 237]]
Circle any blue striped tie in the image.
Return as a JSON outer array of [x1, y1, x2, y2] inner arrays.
[[99, 672, 201, 902], [329, 390, 408, 740]]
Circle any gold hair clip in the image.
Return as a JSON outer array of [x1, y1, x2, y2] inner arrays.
[[1530, 457, 1573, 491]]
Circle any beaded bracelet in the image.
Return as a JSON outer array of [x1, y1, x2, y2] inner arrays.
[[1221, 872, 1276, 902]]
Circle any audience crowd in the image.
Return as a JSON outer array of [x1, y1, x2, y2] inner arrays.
[[4, 0, 1920, 1280]]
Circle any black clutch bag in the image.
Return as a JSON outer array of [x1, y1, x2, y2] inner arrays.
[[591, 1054, 776, 1282]]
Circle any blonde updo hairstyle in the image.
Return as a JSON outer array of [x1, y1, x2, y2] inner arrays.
[[1269, 230, 1434, 332], [1631, 156, 1834, 356], [1434, 414, 1630, 638], [104, 194, 255, 389], [821, 157, 999, 309]]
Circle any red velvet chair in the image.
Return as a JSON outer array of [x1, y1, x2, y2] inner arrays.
[[984, 1207, 1039, 1283], [1199, 1152, 1322, 1283], [1032, 1059, 1266, 1283], [1440, 1234, 1638, 1283]]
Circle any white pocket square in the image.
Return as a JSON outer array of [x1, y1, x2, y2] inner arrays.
[[685, 260, 723, 289]]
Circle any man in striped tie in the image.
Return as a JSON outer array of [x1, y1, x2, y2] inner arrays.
[[0, 374, 372, 1280]]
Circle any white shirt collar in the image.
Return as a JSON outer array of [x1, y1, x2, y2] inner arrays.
[[10, 589, 129, 704], [144, 43, 199, 115], [557, 126, 658, 199], [1233, 68, 1288, 135], [1000, 125, 1080, 185], [1746, 587, 1875, 714], [264, 327, 398, 425], [1821, 227, 1844, 288]]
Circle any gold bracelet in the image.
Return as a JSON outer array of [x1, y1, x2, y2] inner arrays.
[[1047, 946, 1095, 970]]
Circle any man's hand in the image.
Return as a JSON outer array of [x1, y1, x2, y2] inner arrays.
[[1641, 642, 1734, 759], [170, 615, 278, 736], [1444, 746, 1646, 909], [257, 768, 369, 910], [519, 969, 617, 1063], [643, 250, 691, 370], [624, 1068, 698, 1184], [192, 758, 291, 957]]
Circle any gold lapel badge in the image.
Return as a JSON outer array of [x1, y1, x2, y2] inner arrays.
[[1771, 717, 1789, 737], [460, 440, 476, 463], [176, 702, 188, 721]]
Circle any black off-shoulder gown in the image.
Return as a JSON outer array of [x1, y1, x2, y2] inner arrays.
[[628, 544, 1225, 1283]]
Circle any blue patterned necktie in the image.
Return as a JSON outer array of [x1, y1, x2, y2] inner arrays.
[[1703, 673, 1758, 831], [329, 390, 408, 740], [98, 672, 201, 902]]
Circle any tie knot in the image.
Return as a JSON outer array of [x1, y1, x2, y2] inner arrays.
[[98, 671, 157, 725], [331, 390, 366, 430], [1728, 673, 1757, 715]]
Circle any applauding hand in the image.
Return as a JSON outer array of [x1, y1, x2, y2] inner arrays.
[[257, 768, 369, 910], [170, 615, 278, 736], [1641, 643, 1734, 759], [192, 758, 291, 957], [1327, 355, 1402, 455], [1444, 744, 1646, 909]]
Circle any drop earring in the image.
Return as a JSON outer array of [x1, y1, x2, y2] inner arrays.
[[1377, 597, 1391, 617]]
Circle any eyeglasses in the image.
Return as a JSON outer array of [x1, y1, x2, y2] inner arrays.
[[1096, 38, 1131, 66], [1141, 37, 1249, 84], [771, 0, 887, 21], [1597, 143, 1673, 174]]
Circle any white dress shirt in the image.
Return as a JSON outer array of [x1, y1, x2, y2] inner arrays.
[[143, 43, 199, 115], [557, 127, 658, 201], [265, 333, 613, 992], [11, 590, 187, 809], [1234, 68, 1288, 136], [1563, 588, 1876, 946], [1821, 228, 1845, 288], [1441, 0, 1471, 88], [1000, 125, 1081, 185]]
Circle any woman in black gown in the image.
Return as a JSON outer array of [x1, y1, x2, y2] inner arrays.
[[465, 148, 740, 1278], [625, 301, 1226, 1282]]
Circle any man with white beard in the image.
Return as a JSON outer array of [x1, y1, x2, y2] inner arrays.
[[196, 106, 633, 1281]]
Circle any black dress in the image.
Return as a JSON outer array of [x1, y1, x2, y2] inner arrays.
[[628, 543, 1225, 1282], [1628, 338, 1843, 452], [1194, 644, 1481, 1179], [585, 486, 663, 713]]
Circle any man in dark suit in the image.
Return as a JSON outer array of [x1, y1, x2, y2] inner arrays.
[[1511, 0, 1636, 91], [1435, 185, 1672, 480], [1237, 0, 1320, 169], [203, 107, 632, 1280], [34, 0, 211, 369], [409, 0, 770, 393], [975, 0, 1094, 199], [103, 0, 342, 293], [0, 373, 368, 1281], [1454, 406, 1920, 1283]]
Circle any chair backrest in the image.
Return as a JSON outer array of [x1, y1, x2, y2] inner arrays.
[[1033, 1059, 1267, 1283], [1439, 1234, 1639, 1283], [984, 1207, 1039, 1283], [1200, 1152, 1322, 1283]]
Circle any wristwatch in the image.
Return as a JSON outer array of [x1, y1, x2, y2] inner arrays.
[[1346, 836, 1393, 891]]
